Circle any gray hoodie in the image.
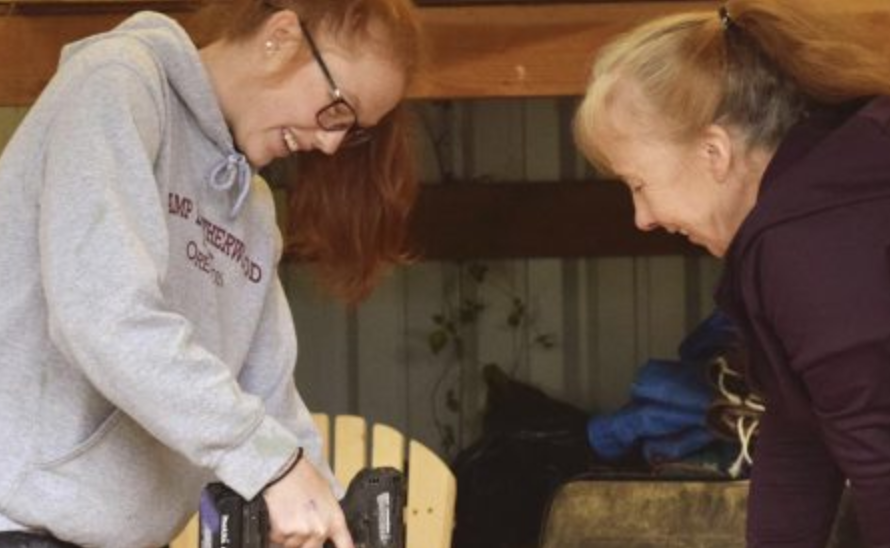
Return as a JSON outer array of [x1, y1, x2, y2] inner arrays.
[[0, 12, 332, 547]]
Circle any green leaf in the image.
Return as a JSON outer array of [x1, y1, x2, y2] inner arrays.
[[428, 329, 449, 355], [535, 333, 557, 349], [507, 298, 527, 328], [459, 299, 484, 323], [467, 262, 489, 283]]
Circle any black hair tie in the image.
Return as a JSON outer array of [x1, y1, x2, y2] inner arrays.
[[719, 5, 736, 31]]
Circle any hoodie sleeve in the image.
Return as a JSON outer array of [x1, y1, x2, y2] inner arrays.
[[38, 57, 298, 499], [745, 397, 845, 546], [757, 202, 890, 546], [237, 272, 343, 496]]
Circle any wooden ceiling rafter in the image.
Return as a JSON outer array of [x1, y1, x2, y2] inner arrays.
[[0, 1, 719, 106], [0, 0, 716, 259]]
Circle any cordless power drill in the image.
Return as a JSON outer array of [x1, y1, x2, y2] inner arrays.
[[199, 467, 406, 548]]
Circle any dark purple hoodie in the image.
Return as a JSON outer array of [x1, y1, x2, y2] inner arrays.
[[716, 96, 890, 548]]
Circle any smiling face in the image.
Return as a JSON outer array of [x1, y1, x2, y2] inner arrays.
[[204, 11, 407, 168], [239, 46, 404, 167], [595, 95, 764, 258], [603, 134, 725, 256]]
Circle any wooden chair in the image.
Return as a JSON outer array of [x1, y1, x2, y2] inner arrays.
[[170, 414, 457, 548]]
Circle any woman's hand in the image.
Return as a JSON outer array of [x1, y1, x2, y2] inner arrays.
[[262, 457, 354, 548]]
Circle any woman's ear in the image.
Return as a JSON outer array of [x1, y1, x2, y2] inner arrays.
[[261, 9, 303, 59], [701, 124, 733, 184]]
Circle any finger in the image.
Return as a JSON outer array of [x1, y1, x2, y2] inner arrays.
[[326, 525, 355, 548], [301, 538, 326, 548], [282, 532, 322, 548], [270, 522, 311, 545], [280, 532, 311, 548], [287, 532, 326, 548], [269, 529, 289, 545]]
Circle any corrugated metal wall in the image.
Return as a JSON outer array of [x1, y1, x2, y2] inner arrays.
[[283, 98, 723, 460], [0, 99, 722, 462]]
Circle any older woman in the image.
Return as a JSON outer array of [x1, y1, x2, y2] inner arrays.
[[574, 1, 890, 546]]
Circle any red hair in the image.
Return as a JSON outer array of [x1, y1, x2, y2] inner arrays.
[[191, 0, 423, 304]]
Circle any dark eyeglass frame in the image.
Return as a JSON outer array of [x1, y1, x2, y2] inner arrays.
[[298, 21, 373, 147]]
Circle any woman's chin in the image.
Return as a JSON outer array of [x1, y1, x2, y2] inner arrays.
[[246, 149, 273, 170], [688, 235, 724, 258], [703, 241, 726, 258]]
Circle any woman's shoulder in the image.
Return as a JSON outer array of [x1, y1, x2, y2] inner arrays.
[[57, 11, 188, 86]]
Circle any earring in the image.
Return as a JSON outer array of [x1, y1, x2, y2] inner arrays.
[[264, 40, 278, 55]]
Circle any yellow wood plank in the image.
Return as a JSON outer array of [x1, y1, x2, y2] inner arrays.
[[405, 440, 456, 548], [0, 107, 28, 152], [168, 513, 199, 548], [312, 412, 331, 466], [333, 414, 367, 487], [371, 422, 406, 472]]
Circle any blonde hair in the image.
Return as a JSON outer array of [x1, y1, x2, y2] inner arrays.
[[574, 0, 890, 174]]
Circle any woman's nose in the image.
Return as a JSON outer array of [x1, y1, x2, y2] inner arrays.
[[633, 198, 658, 232], [315, 130, 347, 155]]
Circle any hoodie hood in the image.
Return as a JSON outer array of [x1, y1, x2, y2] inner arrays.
[[60, 12, 253, 217], [716, 96, 890, 392], [729, 96, 890, 261]]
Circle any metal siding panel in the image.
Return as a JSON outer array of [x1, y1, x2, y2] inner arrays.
[[589, 257, 638, 412], [415, 101, 464, 184], [698, 256, 725, 320], [470, 260, 520, 441], [633, 258, 651, 365], [523, 98, 561, 181], [404, 262, 457, 457], [643, 256, 687, 360], [356, 270, 409, 431], [527, 258, 565, 397], [283, 265, 351, 415], [468, 100, 525, 181]]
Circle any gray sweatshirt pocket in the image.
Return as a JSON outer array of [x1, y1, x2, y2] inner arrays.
[[5, 410, 205, 548]]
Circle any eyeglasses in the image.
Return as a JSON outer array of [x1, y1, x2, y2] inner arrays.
[[299, 21, 373, 147]]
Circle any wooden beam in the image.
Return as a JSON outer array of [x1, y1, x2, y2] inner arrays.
[[413, 1, 717, 98], [0, 0, 195, 14], [407, 181, 699, 260], [0, 1, 718, 106], [0, 13, 131, 105]]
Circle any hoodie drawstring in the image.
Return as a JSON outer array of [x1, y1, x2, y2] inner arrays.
[[209, 152, 252, 218]]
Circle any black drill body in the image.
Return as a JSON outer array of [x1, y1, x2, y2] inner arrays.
[[200, 467, 406, 548]]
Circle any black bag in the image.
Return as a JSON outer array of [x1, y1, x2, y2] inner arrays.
[[451, 365, 597, 548]]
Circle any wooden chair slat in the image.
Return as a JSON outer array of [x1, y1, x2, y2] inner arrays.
[[405, 440, 457, 548], [169, 413, 455, 548], [333, 414, 367, 487], [371, 422, 406, 472]]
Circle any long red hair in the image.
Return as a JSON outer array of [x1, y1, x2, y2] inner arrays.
[[191, 0, 423, 304]]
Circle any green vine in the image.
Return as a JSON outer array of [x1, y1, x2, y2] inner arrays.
[[427, 261, 557, 456]]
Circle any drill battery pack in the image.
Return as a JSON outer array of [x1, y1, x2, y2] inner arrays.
[[200, 467, 406, 548], [200, 483, 269, 548], [334, 467, 405, 548]]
